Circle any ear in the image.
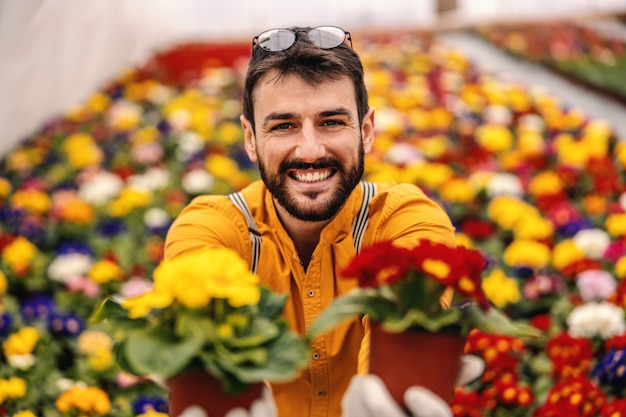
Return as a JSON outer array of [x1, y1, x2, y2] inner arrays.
[[240, 114, 258, 162], [361, 107, 375, 154]]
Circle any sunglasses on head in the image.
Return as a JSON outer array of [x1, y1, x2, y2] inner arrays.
[[253, 26, 352, 52]]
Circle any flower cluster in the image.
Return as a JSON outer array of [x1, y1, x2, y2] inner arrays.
[[93, 247, 310, 395], [308, 239, 536, 339]]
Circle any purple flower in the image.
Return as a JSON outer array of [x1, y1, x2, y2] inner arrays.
[[20, 294, 55, 322]]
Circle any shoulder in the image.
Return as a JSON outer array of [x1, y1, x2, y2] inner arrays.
[[164, 185, 263, 261]]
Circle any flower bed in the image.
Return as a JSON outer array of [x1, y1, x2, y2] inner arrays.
[[474, 21, 626, 102], [0, 29, 625, 416]]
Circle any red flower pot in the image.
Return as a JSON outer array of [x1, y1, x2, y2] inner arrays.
[[167, 370, 264, 417], [369, 322, 467, 409]]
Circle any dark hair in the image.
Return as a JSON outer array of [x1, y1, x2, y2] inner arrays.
[[242, 27, 369, 134]]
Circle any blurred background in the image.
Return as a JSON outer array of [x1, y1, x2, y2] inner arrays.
[[2, 0, 626, 157], [3, 2, 626, 416]]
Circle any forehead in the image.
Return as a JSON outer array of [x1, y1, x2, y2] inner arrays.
[[252, 73, 357, 115]]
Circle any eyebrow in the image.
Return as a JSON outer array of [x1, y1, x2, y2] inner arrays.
[[261, 107, 354, 129]]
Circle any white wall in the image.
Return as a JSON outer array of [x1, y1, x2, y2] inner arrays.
[[1, 0, 625, 158]]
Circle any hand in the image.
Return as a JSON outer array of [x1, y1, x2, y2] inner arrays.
[[177, 386, 277, 417], [342, 355, 484, 417]]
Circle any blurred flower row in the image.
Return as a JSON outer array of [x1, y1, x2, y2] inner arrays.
[[474, 20, 626, 102], [0, 27, 625, 416]]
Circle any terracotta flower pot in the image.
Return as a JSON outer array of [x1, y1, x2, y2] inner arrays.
[[166, 370, 264, 417], [369, 322, 467, 409]]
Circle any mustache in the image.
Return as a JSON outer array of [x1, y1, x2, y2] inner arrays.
[[279, 157, 342, 173]]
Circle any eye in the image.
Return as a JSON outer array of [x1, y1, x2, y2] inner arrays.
[[271, 122, 294, 131], [321, 119, 345, 127]]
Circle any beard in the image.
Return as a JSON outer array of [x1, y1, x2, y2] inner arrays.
[[258, 144, 364, 222]]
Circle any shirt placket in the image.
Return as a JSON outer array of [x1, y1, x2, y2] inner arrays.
[[301, 254, 330, 417]]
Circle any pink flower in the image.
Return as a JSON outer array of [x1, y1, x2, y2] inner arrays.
[[576, 269, 616, 301]]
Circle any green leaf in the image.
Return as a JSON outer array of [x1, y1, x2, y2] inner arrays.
[[383, 308, 462, 333], [122, 329, 204, 377], [463, 304, 540, 338], [216, 330, 310, 384], [257, 286, 288, 320], [226, 317, 279, 348], [215, 344, 268, 366]]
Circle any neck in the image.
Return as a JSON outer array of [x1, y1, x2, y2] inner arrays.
[[273, 199, 328, 267]]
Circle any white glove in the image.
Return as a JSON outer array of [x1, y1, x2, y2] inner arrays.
[[342, 355, 484, 417], [178, 386, 277, 417]]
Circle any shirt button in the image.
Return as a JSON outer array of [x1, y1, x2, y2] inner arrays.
[[317, 391, 326, 397], [313, 352, 320, 360], [307, 290, 315, 297]]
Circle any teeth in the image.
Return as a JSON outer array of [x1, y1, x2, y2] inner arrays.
[[293, 170, 331, 183]]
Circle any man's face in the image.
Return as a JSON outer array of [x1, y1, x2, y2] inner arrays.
[[241, 73, 374, 222]]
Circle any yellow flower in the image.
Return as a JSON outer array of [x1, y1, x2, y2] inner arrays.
[[55, 386, 111, 415], [455, 233, 474, 249], [88, 259, 124, 284], [131, 126, 161, 145], [475, 123, 513, 153], [85, 92, 111, 114], [122, 247, 260, 317], [439, 178, 475, 204], [107, 187, 152, 217], [551, 240, 586, 271], [503, 239, 551, 269], [58, 198, 95, 224], [10, 188, 51, 214], [616, 142, 626, 168], [605, 213, 626, 237], [616, 256, 626, 279], [527, 171, 563, 198], [13, 411, 37, 417], [487, 196, 539, 231], [0, 377, 27, 403], [0, 177, 11, 198], [216, 121, 243, 145], [87, 348, 113, 372], [3, 327, 39, 356], [0, 270, 7, 295], [77, 330, 114, 355], [138, 411, 170, 417], [513, 216, 554, 241], [62, 132, 104, 169], [482, 269, 521, 308], [414, 162, 454, 190], [2, 237, 38, 274]]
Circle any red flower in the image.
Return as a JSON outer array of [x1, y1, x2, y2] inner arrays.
[[546, 332, 593, 380], [340, 241, 413, 287], [460, 218, 496, 240], [529, 314, 552, 332]]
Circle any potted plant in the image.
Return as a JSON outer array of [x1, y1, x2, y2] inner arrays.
[[91, 246, 310, 417], [307, 239, 538, 408]]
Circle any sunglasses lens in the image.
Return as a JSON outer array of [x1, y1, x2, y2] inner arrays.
[[308, 26, 347, 49], [257, 29, 296, 52]]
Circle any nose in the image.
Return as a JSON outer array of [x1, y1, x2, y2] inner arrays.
[[294, 124, 326, 161]]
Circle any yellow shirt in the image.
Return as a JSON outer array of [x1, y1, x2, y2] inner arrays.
[[164, 180, 456, 417]]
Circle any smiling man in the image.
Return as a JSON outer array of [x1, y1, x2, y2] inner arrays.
[[164, 26, 479, 417]]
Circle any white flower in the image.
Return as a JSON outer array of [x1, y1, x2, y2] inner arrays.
[[567, 301, 626, 339], [7, 354, 36, 370], [179, 406, 208, 417], [144, 207, 170, 228], [176, 131, 206, 162], [127, 167, 170, 192], [484, 105, 512, 125], [517, 113, 545, 132], [486, 173, 523, 198], [572, 228, 610, 260], [48, 253, 93, 283], [384, 143, 423, 165], [147, 83, 174, 105], [182, 169, 215, 194], [78, 171, 124, 205], [576, 269, 616, 301]]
